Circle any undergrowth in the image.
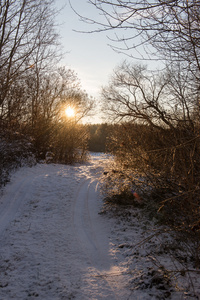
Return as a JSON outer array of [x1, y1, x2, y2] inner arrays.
[[0, 131, 36, 187]]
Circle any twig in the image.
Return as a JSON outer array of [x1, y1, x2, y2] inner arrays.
[[93, 271, 134, 278]]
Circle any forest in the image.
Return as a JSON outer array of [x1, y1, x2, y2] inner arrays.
[[0, 0, 200, 288]]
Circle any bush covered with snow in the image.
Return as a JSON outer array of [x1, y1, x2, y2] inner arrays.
[[0, 131, 36, 187]]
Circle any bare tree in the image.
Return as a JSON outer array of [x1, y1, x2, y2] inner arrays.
[[102, 61, 191, 128], [0, 0, 60, 107], [71, 0, 200, 85], [102, 60, 200, 240]]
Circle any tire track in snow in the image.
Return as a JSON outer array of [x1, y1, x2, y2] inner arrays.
[[72, 177, 130, 299], [0, 175, 35, 238], [0, 165, 58, 239], [72, 179, 110, 267]]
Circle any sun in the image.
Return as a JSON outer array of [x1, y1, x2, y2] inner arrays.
[[65, 106, 75, 118]]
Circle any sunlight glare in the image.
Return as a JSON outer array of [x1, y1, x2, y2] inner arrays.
[[65, 107, 75, 118]]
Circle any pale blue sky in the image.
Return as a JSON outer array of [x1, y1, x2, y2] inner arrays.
[[55, 0, 125, 99], [54, 1, 161, 123]]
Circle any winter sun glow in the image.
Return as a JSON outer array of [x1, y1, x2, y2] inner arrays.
[[65, 107, 75, 118]]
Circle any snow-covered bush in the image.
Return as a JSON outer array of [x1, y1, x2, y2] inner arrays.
[[0, 131, 36, 187]]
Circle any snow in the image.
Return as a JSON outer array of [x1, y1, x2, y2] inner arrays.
[[0, 153, 199, 299]]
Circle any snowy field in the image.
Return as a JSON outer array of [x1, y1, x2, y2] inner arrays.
[[0, 153, 199, 299]]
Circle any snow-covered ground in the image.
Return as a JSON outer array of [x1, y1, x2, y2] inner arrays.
[[0, 153, 199, 299]]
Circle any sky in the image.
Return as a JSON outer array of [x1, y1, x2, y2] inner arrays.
[[55, 0, 125, 122], [54, 0, 161, 123]]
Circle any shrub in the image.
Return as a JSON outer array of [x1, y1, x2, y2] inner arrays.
[[0, 129, 36, 187]]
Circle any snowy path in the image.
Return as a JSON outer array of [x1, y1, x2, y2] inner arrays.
[[1, 154, 198, 299], [0, 154, 132, 299]]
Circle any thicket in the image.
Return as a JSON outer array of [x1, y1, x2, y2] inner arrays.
[[101, 64, 200, 269], [0, 129, 36, 186]]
